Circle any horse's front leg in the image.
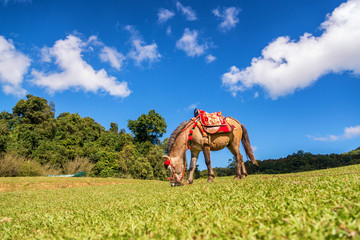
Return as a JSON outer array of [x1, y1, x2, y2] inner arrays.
[[186, 150, 200, 184], [203, 146, 215, 183]]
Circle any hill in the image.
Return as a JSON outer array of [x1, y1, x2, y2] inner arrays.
[[205, 148, 360, 178], [345, 146, 360, 155]]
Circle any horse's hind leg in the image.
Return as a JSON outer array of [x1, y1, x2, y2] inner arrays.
[[227, 145, 248, 180], [203, 146, 215, 183]]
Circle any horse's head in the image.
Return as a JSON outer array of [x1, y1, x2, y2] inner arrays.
[[162, 155, 185, 187]]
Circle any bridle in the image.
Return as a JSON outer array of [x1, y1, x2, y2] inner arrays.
[[165, 157, 187, 186]]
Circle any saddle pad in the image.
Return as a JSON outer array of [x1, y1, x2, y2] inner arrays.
[[203, 126, 220, 134], [199, 111, 226, 127], [203, 123, 235, 134]]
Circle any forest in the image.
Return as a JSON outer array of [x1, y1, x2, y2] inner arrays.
[[1, 95, 359, 179], [0, 95, 168, 179], [209, 148, 360, 178]]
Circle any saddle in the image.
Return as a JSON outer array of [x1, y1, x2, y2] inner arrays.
[[197, 110, 234, 134]]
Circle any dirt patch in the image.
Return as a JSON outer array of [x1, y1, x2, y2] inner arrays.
[[0, 180, 128, 192], [0, 217, 12, 223]]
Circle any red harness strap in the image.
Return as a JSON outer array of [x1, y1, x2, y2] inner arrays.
[[165, 157, 187, 184]]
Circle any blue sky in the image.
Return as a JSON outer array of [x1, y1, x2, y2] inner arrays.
[[1, 0, 359, 170]]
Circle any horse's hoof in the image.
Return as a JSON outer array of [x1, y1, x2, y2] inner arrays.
[[234, 175, 245, 180], [207, 177, 214, 183], [185, 179, 193, 185]]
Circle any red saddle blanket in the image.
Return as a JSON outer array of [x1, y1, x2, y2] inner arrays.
[[199, 110, 226, 126], [197, 110, 234, 134]]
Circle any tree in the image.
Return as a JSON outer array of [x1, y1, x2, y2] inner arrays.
[[227, 157, 237, 175], [128, 156, 154, 179], [1, 95, 177, 179], [109, 122, 119, 134], [12, 94, 55, 124], [146, 145, 168, 180], [127, 110, 167, 144], [194, 164, 201, 179], [0, 111, 13, 152]]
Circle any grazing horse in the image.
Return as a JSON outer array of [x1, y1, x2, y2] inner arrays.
[[163, 116, 257, 186]]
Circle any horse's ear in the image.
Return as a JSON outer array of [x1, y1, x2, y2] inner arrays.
[[162, 155, 170, 161]]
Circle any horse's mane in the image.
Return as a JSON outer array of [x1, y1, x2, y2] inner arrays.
[[167, 120, 190, 154]]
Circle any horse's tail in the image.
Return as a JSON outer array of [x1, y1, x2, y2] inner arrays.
[[241, 124, 258, 166]]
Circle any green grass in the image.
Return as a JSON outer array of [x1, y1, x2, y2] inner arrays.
[[1, 165, 360, 239]]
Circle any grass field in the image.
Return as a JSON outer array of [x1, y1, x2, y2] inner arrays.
[[1, 165, 360, 239]]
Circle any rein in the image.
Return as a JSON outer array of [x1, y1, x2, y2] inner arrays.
[[168, 157, 187, 185]]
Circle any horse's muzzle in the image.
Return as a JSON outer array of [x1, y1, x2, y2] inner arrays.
[[170, 182, 183, 187]]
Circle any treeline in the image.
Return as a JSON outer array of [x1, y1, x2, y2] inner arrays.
[[0, 95, 168, 179], [1, 95, 359, 179], [206, 149, 360, 177]]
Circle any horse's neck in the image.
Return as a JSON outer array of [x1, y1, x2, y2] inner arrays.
[[170, 130, 187, 158]]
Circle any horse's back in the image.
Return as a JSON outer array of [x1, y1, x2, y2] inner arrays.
[[226, 117, 242, 130]]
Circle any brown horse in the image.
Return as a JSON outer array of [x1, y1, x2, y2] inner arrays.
[[163, 117, 258, 186]]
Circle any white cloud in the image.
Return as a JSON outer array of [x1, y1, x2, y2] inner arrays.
[[307, 135, 339, 142], [86, 35, 103, 47], [125, 25, 161, 66], [344, 125, 360, 139], [205, 54, 216, 63], [99, 46, 125, 70], [158, 8, 175, 23], [166, 26, 172, 36], [31, 35, 131, 98], [222, 0, 360, 99], [213, 7, 241, 32], [40, 47, 52, 62], [221, 66, 246, 96], [185, 103, 199, 111], [1, 0, 31, 5], [128, 40, 161, 66], [0, 36, 30, 97], [176, 28, 208, 57], [308, 125, 360, 141], [176, 1, 197, 21]]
